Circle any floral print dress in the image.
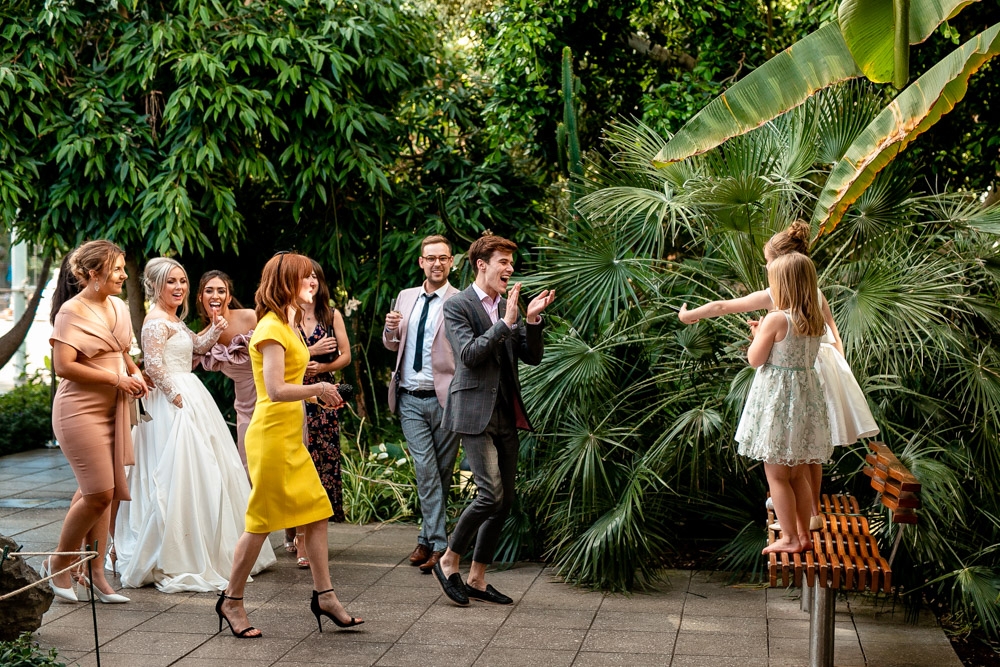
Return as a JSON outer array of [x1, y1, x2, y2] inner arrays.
[[301, 322, 345, 522], [735, 311, 833, 466]]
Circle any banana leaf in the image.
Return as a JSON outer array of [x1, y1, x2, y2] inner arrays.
[[813, 22, 1000, 233], [652, 23, 862, 166], [654, 0, 980, 165], [839, 0, 979, 83]]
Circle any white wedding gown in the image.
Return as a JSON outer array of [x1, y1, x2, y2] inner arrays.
[[114, 318, 276, 593]]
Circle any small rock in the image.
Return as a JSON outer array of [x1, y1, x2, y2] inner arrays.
[[0, 533, 53, 640]]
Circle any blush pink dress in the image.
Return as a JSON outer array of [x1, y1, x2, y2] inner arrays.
[[50, 295, 135, 500]]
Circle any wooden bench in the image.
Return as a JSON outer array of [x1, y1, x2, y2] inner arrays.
[[766, 441, 921, 667]]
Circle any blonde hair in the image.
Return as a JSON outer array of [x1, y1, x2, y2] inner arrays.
[[144, 257, 190, 320], [767, 253, 825, 337], [765, 220, 811, 258]]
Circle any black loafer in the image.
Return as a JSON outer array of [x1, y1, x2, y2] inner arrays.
[[432, 562, 469, 606], [464, 583, 513, 605]]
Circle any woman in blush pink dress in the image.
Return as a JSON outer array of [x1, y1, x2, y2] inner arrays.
[[194, 270, 258, 475], [45, 240, 148, 604]]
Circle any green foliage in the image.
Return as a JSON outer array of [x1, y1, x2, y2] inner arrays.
[[0, 376, 52, 457], [518, 82, 1000, 634], [0, 633, 64, 667], [0, 0, 440, 256], [342, 441, 420, 525]]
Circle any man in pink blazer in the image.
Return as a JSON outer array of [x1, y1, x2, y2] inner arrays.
[[383, 234, 460, 573]]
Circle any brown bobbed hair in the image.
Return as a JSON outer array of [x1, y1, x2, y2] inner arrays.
[[765, 220, 811, 258], [420, 234, 452, 255], [468, 234, 517, 275], [254, 252, 314, 325], [196, 270, 244, 324], [309, 260, 336, 331], [767, 253, 825, 337]]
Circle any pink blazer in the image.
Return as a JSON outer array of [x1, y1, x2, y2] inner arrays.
[[382, 284, 459, 412]]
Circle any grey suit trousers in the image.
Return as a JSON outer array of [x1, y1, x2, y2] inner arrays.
[[448, 406, 519, 564]]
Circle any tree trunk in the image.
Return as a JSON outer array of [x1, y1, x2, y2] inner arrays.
[[124, 252, 145, 354], [0, 255, 54, 371]]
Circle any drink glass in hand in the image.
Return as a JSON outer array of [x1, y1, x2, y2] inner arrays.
[[389, 298, 401, 343]]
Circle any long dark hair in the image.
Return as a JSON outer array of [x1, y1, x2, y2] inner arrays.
[[310, 260, 336, 332], [50, 253, 81, 325]]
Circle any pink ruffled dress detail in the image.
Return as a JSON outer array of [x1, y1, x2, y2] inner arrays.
[[197, 331, 255, 473]]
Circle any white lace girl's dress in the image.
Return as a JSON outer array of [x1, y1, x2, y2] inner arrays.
[[114, 319, 276, 593], [767, 288, 879, 446], [736, 311, 833, 465]]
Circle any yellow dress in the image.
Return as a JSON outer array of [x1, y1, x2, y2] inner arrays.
[[244, 311, 333, 533]]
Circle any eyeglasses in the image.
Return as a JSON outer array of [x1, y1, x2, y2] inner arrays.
[[421, 255, 452, 264]]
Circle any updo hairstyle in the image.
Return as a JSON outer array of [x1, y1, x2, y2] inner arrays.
[[143, 257, 190, 320]]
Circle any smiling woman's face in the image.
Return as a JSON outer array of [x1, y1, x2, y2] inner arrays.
[[159, 267, 189, 312], [201, 277, 230, 317]]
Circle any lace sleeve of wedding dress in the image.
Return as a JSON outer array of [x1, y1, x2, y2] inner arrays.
[[142, 319, 180, 402], [190, 322, 223, 355]]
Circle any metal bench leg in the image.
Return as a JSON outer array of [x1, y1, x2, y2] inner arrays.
[[801, 580, 812, 612], [809, 582, 835, 667]]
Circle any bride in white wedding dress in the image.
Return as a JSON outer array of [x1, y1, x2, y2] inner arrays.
[[115, 258, 275, 593]]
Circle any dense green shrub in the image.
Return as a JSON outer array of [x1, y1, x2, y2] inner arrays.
[[0, 633, 64, 667], [0, 378, 52, 457]]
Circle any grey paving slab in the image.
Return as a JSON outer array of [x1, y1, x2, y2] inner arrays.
[[474, 647, 577, 667], [1, 447, 966, 667]]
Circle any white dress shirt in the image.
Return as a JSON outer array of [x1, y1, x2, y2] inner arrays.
[[400, 282, 451, 391]]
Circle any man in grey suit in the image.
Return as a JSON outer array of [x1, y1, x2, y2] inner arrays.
[[432, 235, 555, 606], [383, 235, 461, 574]]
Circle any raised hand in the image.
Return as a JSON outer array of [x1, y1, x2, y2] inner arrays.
[[211, 308, 229, 331], [503, 282, 522, 326], [384, 310, 402, 331], [525, 289, 555, 324], [678, 304, 696, 324]]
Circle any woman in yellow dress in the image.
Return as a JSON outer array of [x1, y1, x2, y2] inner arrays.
[[215, 252, 362, 638]]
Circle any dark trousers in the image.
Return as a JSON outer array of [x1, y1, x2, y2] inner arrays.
[[448, 407, 518, 564]]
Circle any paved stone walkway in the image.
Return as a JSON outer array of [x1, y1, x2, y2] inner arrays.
[[1, 447, 963, 666]]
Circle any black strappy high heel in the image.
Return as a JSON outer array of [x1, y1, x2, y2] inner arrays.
[[310, 589, 363, 632], [216, 592, 262, 638]]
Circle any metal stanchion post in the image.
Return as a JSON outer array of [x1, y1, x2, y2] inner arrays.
[[808, 581, 835, 667]]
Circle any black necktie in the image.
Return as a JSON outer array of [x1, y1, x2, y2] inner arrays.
[[412, 293, 437, 372]]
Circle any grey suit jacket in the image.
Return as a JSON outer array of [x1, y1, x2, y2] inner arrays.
[[441, 285, 544, 436]]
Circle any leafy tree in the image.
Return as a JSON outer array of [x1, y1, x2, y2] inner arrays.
[[0, 0, 549, 417]]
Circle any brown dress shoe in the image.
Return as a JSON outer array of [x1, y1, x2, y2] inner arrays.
[[418, 550, 443, 574], [408, 544, 431, 566]]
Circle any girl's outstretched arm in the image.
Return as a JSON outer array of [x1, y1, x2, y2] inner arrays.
[[679, 290, 773, 324], [820, 294, 845, 356]]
